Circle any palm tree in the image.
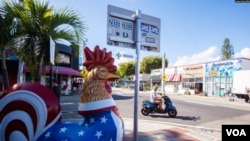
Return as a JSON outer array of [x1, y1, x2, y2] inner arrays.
[[0, 2, 19, 89], [3, 0, 86, 82]]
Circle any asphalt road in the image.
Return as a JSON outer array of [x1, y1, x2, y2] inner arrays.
[[60, 87, 250, 131]]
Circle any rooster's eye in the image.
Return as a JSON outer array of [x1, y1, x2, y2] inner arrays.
[[100, 68, 106, 74]]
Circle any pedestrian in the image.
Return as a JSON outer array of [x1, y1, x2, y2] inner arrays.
[[52, 79, 60, 100], [150, 85, 163, 111]]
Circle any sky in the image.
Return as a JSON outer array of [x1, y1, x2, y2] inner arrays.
[[46, 0, 250, 67]]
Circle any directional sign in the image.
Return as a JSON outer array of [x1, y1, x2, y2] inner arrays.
[[107, 5, 161, 52], [115, 52, 122, 59], [115, 52, 134, 59], [122, 54, 134, 58]]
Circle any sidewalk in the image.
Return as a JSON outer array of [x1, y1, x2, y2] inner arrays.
[[123, 118, 220, 141]]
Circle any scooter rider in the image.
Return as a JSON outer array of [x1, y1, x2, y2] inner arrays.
[[150, 85, 163, 111]]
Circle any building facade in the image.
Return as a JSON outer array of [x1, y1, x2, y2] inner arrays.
[[150, 57, 250, 96], [204, 57, 250, 96], [151, 62, 204, 94], [0, 43, 82, 94]]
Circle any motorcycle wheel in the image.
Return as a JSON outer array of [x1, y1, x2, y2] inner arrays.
[[168, 109, 177, 118], [141, 107, 150, 116]]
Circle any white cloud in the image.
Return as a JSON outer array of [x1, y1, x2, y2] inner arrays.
[[173, 46, 220, 66], [172, 47, 250, 67], [234, 48, 250, 58], [114, 57, 134, 67]]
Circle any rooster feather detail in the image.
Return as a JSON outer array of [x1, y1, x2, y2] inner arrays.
[[80, 46, 119, 103]]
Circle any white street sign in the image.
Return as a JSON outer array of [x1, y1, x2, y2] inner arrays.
[[107, 5, 161, 52]]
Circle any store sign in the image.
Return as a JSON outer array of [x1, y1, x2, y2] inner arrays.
[[0, 48, 18, 60], [57, 53, 70, 64], [151, 69, 162, 75], [205, 58, 242, 77], [183, 65, 203, 70]]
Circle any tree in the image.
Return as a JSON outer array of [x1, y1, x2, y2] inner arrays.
[[220, 38, 234, 60], [0, 2, 19, 89], [118, 61, 135, 77], [140, 56, 168, 74], [3, 0, 86, 82]]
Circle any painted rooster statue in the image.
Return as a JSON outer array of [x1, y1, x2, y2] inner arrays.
[[0, 46, 124, 141]]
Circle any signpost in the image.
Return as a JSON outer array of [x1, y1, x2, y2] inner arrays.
[[107, 5, 161, 52], [162, 53, 166, 95], [107, 5, 161, 141]]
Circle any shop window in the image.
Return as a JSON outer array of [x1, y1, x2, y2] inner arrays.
[[206, 77, 213, 82], [182, 82, 195, 90], [189, 78, 194, 82], [182, 78, 189, 82], [220, 78, 226, 83], [226, 77, 232, 83], [195, 77, 203, 82]]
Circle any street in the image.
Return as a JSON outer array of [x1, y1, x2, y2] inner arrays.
[[61, 87, 250, 126], [60, 87, 250, 139]]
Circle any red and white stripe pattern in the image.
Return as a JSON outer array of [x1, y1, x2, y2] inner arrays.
[[166, 74, 182, 82], [0, 83, 61, 141]]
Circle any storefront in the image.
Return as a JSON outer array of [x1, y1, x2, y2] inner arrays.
[[180, 63, 204, 95], [151, 67, 182, 93], [204, 57, 250, 96], [164, 66, 182, 93], [151, 63, 204, 94], [22, 43, 82, 95]]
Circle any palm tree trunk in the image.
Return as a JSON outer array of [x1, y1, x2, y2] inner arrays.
[[1, 49, 10, 90], [34, 66, 40, 83]]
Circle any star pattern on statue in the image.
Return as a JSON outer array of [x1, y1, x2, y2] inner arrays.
[[100, 116, 108, 124], [37, 111, 121, 141]]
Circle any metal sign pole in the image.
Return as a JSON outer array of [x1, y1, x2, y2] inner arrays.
[[133, 9, 141, 141], [162, 53, 166, 95]]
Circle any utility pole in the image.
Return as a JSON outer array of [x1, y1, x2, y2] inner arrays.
[[162, 53, 166, 95], [133, 9, 141, 141]]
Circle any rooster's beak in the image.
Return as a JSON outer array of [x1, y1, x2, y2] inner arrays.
[[107, 73, 120, 80]]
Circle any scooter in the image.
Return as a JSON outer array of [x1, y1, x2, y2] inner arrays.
[[141, 95, 177, 117]]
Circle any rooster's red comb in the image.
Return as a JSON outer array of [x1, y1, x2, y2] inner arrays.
[[83, 45, 117, 72]]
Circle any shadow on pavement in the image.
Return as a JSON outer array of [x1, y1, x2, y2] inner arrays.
[[112, 94, 134, 100], [150, 114, 201, 121]]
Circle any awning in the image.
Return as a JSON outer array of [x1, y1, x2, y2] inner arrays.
[[166, 74, 182, 82], [23, 65, 82, 77]]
